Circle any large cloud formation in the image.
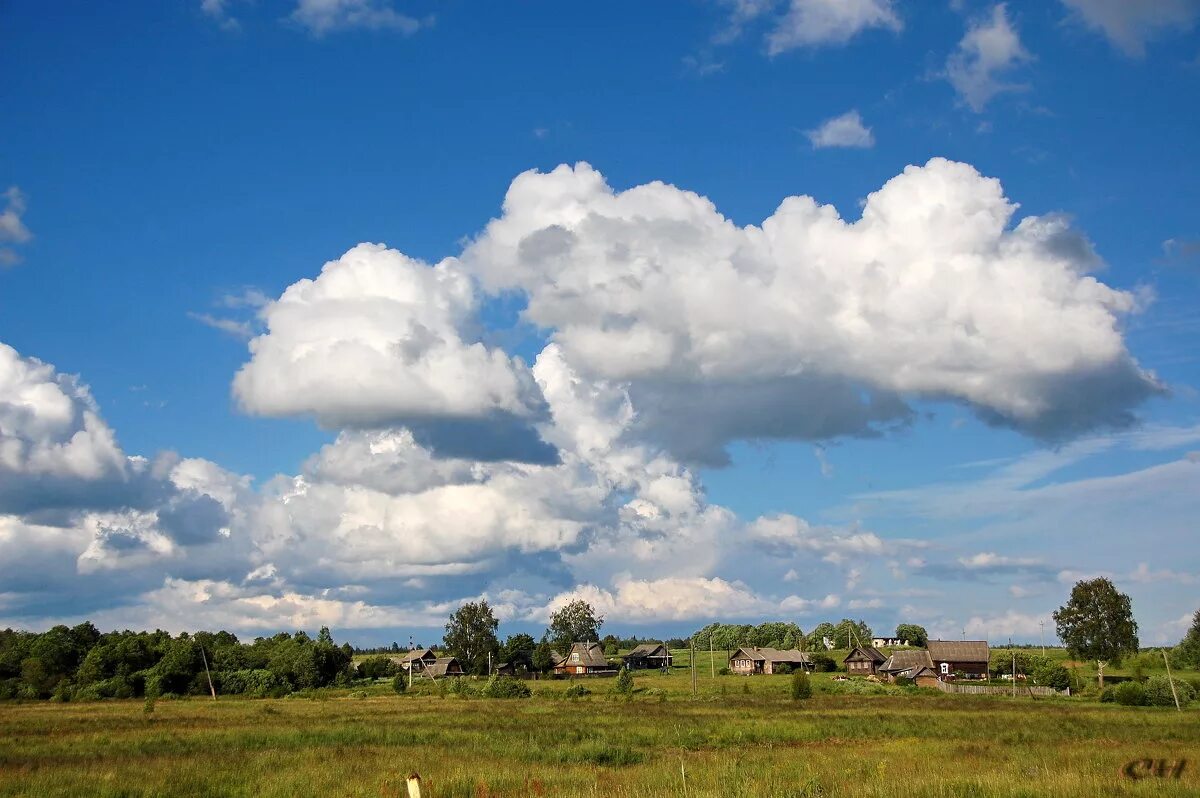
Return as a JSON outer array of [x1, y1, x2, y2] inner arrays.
[[0, 158, 1176, 638], [464, 158, 1159, 461]]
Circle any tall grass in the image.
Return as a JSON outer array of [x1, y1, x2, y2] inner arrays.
[[1, 669, 1196, 796]]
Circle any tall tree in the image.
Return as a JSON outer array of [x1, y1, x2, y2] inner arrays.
[[546, 599, 603, 652], [1170, 608, 1200, 669], [443, 600, 500, 674], [1053, 577, 1138, 687], [895, 624, 928, 647]]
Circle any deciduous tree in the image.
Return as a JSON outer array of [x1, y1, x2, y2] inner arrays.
[[443, 600, 500, 674], [1053, 577, 1138, 687]]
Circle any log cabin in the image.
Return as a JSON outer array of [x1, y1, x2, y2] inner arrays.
[[728, 647, 812, 675], [843, 645, 887, 675]]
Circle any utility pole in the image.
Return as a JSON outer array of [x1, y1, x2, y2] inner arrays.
[[199, 642, 216, 700], [690, 639, 697, 697], [1039, 621, 1045, 657], [1162, 650, 1182, 712], [709, 634, 715, 679], [408, 634, 414, 689], [1012, 652, 1016, 699]]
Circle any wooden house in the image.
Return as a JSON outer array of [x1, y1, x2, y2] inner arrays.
[[397, 648, 437, 673], [728, 647, 812, 675], [424, 656, 464, 679], [926, 640, 989, 679], [622, 643, 673, 670], [843, 645, 887, 675], [553, 642, 617, 676], [878, 649, 934, 682]]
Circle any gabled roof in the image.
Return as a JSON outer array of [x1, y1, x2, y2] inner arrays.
[[927, 640, 989, 663], [844, 645, 887, 664], [880, 649, 933, 673], [425, 657, 462, 677], [400, 647, 436, 662], [556, 641, 614, 669], [624, 643, 670, 659], [730, 646, 811, 664]]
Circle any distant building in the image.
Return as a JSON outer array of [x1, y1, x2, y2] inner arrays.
[[843, 645, 887, 676], [728, 647, 812, 675], [397, 648, 437, 673], [622, 643, 673, 670], [553, 642, 618, 676], [425, 656, 465, 679], [879, 640, 990, 683], [871, 637, 910, 648], [926, 640, 989, 679]]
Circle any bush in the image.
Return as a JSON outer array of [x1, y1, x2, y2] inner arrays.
[[482, 675, 532, 698], [447, 677, 474, 697], [357, 655, 397, 679], [810, 654, 836, 672], [1099, 686, 1115, 703], [1145, 675, 1194, 708], [614, 667, 634, 695], [791, 670, 812, 700], [392, 674, 407, 694], [774, 663, 794, 675], [1112, 681, 1147, 706], [218, 669, 288, 698], [894, 675, 914, 687], [1034, 663, 1071, 691], [564, 683, 591, 699], [717, 666, 731, 676]]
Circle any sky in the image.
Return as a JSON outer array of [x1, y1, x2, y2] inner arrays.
[[1, 0, 1198, 648]]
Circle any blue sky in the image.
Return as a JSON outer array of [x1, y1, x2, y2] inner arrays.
[[1, 0, 1198, 647]]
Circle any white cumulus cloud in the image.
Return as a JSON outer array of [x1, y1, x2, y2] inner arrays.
[[767, 0, 901, 54], [806, 109, 875, 149]]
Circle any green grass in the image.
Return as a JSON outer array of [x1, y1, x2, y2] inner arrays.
[[2, 667, 1197, 797]]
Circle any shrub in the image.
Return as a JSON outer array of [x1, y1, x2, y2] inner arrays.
[[392, 674, 407, 694], [143, 695, 156, 714], [447, 677, 474, 697], [810, 654, 836, 672], [481, 675, 531, 698], [791, 670, 812, 700], [1112, 681, 1147, 706], [614, 667, 634, 695], [894, 675, 914, 687], [717, 666, 731, 676], [357, 655, 397, 679], [564, 683, 590, 699], [1099, 686, 1116, 703], [218, 669, 288, 698], [1034, 663, 1071, 691], [1145, 675, 1195, 708], [774, 663, 794, 675]]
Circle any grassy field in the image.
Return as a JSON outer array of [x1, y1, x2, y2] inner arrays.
[[2, 664, 1197, 798]]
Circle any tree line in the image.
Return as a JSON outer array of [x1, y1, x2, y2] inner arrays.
[[0, 623, 355, 701]]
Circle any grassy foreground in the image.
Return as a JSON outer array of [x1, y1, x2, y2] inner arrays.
[[2, 671, 1197, 798]]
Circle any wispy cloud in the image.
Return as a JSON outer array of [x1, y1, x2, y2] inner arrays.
[[945, 4, 1032, 112], [290, 0, 431, 37], [0, 186, 32, 268], [188, 312, 254, 340]]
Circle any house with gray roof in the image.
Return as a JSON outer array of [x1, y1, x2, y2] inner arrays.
[[622, 643, 672, 670], [728, 647, 812, 675]]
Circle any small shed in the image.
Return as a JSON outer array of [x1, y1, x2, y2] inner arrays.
[[843, 645, 887, 675], [622, 643, 673, 670]]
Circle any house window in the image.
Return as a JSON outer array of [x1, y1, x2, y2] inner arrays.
[[940, 662, 949, 675], [570, 653, 580, 662]]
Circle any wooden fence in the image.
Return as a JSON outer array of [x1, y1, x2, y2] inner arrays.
[[934, 680, 1068, 697]]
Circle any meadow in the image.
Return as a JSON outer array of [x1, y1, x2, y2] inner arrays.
[[2, 658, 1197, 798]]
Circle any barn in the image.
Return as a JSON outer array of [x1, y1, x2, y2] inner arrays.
[[622, 643, 673, 670]]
